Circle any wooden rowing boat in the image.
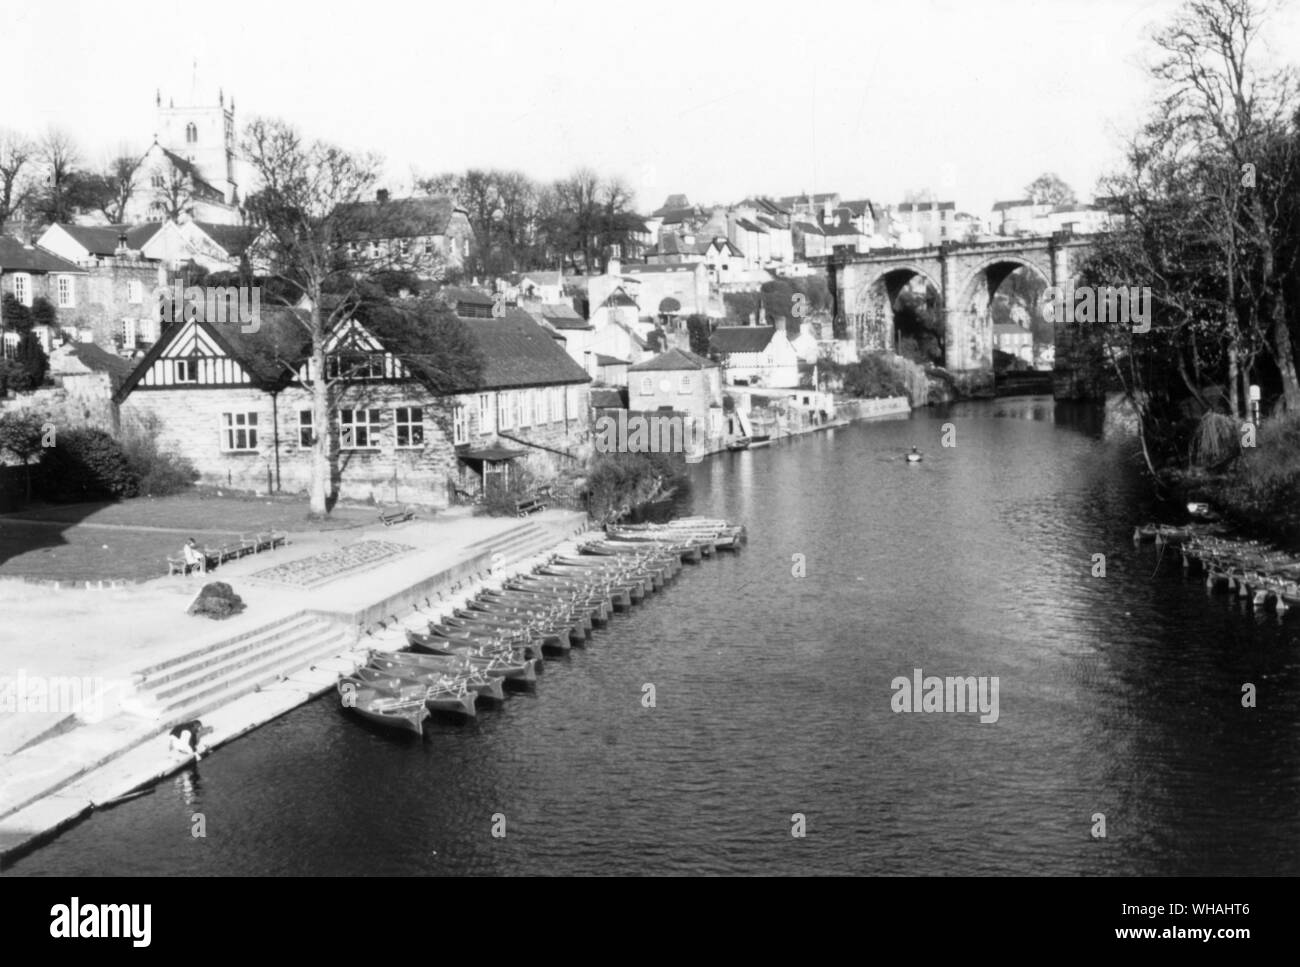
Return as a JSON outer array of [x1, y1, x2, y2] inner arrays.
[[367, 654, 506, 702], [342, 686, 429, 735]]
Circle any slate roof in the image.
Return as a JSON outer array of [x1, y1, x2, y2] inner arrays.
[[840, 199, 876, 218], [733, 218, 767, 234], [595, 354, 628, 367], [521, 270, 562, 287], [51, 223, 164, 256], [710, 326, 777, 354], [628, 348, 718, 372], [115, 307, 311, 400], [0, 237, 84, 273], [992, 199, 1035, 211], [590, 386, 626, 409], [540, 303, 591, 330], [795, 221, 825, 236], [600, 288, 638, 308], [456, 309, 590, 389], [56, 341, 135, 389], [658, 208, 699, 226], [341, 195, 465, 239], [159, 148, 225, 200], [192, 222, 259, 255], [756, 215, 785, 230]]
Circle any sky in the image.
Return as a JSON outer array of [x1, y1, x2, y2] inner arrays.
[[4, 0, 1300, 215]]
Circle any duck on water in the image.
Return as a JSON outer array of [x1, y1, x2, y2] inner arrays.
[[906, 447, 923, 464]]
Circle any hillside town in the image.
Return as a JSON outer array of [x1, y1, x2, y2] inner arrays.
[[0, 88, 1128, 508]]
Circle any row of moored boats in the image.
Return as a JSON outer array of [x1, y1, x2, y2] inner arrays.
[[337, 517, 747, 732], [1134, 518, 1300, 615]]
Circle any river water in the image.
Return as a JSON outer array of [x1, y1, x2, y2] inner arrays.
[[11, 398, 1300, 876]]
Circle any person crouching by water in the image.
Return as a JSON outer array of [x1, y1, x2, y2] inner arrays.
[[169, 720, 211, 761], [182, 538, 206, 574]]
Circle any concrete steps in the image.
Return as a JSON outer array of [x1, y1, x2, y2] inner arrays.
[[126, 613, 357, 726], [469, 521, 566, 573]]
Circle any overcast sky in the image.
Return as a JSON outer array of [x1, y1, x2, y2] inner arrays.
[[5, 0, 1300, 215]]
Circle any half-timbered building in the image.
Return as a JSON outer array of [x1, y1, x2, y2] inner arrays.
[[114, 305, 592, 506]]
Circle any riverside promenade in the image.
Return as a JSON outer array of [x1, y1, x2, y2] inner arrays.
[[0, 504, 590, 866]]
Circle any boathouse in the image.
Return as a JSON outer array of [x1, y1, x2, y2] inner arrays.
[[114, 303, 592, 506]]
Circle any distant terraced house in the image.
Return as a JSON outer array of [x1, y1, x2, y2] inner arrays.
[[113, 304, 591, 506]]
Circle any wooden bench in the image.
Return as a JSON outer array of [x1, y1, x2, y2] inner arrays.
[[514, 496, 546, 517], [379, 507, 415, 527]]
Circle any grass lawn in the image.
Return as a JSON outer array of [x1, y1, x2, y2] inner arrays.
[[0, 492, 382, 582], [0, 521, 241, 583], [0, 492, 382, 532]]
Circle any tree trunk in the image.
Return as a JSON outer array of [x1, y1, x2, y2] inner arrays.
[[1228, 345, 1239, 419], [309, 304, 330, 517], [1270, 300, 1300, 411]]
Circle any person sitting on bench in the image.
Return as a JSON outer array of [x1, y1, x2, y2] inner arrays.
[[182, 538, 206, 574]]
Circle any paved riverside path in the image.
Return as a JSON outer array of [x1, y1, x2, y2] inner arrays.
[[0, 506, 589, 863]]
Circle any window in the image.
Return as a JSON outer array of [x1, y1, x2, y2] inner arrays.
[[498, 391, 513, 430], [478, 393, 494, 434], [567, 386, 579, 420], [152, 173, 165, 189], [186, 122, 197, 144], [536, 387, 549, 424], [299, 410, 314, 447], [56, 275, 75, 308], [12, 274, 30, 306], [326, 353, 384, 380], [451, 405, 467, 446], [519, 389, 533, 427], [640, 376, 654, 396], [551, 387, 563, 422], [463, 237, 470, 257], [679, 374, 692, 394], [175, 359, 197, 383], [339, 408, 383, 449], [399, 238, 411, 256], [123, 318, 137, 349], [128, 280, 143, 304], [396, 407, 424, 448], [221, 412, 258, 451]]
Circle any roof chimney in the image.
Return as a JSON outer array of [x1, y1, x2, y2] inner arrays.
[[583, 349, 598, 380], [116, 232, 129, 255], [377, 188, 390, 203]]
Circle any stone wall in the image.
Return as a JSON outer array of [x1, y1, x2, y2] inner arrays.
[[121, 381, 592, 507], [0, 385, 119, 435]]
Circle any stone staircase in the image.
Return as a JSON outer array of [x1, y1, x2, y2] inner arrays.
[[468, 518, 591, 575], [125, 613, 357, 726]]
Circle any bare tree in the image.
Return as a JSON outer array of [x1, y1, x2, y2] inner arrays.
[[1024, 173, 1077, 207], [242, 118, 480, 517], [98, 153, 142, 223], [0, 129, 35, 227], [36, 128, 82, 224], [1152, 0, 1300, 408]]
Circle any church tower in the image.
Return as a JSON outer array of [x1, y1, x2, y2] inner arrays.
[[154, 87, 238, 205]]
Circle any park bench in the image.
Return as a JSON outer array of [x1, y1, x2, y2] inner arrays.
[[379, 506, 416, 527], [514, 494, 546, 517]]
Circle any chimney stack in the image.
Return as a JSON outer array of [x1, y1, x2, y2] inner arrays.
[[583, 349, 598, 381], [377, 188, 390, 203]]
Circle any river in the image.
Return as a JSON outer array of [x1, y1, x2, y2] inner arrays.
[[11, 398, 1300, 876]]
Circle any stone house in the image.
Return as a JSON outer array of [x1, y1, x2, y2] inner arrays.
[[709, 325, 801, 388], [342, 194, 476, 279], [114, 305, 591, 506]]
